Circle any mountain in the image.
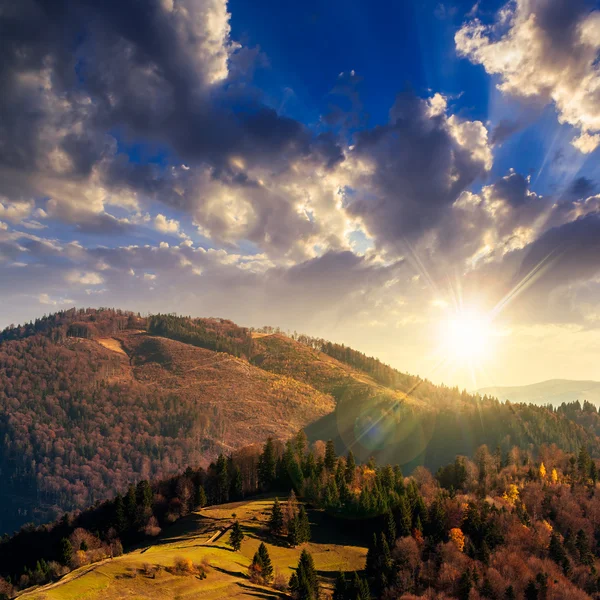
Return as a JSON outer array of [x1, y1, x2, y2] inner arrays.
[[1, 308, 599, 537], [480, 379, 600, 407]]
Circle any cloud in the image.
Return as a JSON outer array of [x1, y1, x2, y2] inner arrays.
[[154, 214, 180, 234], [456, 0, 600, 152], [344, 92, 491, 251], [66, 271, 105, 286]]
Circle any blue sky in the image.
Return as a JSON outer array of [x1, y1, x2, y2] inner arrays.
[[1, 0, 600, 388]]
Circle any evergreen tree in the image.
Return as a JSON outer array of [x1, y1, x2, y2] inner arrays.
[[229, 520, 244, 551], [230, 465, 243, 500], [333, 571, 347, 600], [578, 447, 591, 478], [505, 585, 516, 600], [269, 498, 284, 535], [345, 450, 356, 484], [113, 494, 127, 533], [125, 485, 137, 525], [396, 495, 412, 537], [457, 568, 472, 600], [524, 580, 538, 600], [293, 549, 319, 600], [259, 438, 277, 490], [365, 533, 378, 577], [385, 511, 396, 547], [215, 454, 229, 503], [298, 505, 311, 543], [250, 542, 273, 583], [325, 440, 337, 471], [576, 529, 592, 565], [136, 480, 153, 511], [257, 542, 273, 581], [288, 515, 301, 547], [59, 538, 73, 566], [196, 485, 207, 508]]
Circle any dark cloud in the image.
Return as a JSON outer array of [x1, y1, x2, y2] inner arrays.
[[346, 92, 490, 248], [492, 171, 531, 207], [491, 119, 523, 144], [516, 213, 600, 293], [567, 176, 596, 199]]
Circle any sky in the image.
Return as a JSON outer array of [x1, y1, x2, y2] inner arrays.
[[1, 0, 600, 390]]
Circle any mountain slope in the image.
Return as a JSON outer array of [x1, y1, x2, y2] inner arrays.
[[0, 312, 333, 534], [480, 379, 600, 407], [2, 308, 600, 538]]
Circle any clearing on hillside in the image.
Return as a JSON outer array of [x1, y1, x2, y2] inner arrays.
[[18, 497, 367, 599]]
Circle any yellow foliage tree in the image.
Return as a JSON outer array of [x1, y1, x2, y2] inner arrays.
[[449, 527, 465, 552], [539, 462, 547, 479], [502, 483, 519, 506], [551, 468, 558, 484]]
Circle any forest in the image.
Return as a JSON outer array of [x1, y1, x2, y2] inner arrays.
[[2, 434, 600, 599], [1, 309, 600, 539]]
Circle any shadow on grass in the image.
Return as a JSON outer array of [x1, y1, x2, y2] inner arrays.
[[211, 565, 248, 580], [237, 582, 288, 599]]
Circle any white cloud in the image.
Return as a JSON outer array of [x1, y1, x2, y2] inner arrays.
[[154, 213, 180, 234], [66, 271, 104, 285], [38, 293, 74, 306], [456, 1, 600, 152]]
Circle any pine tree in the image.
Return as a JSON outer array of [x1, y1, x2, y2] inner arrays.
[[59, 538, 73, 566], [298, 505, 311, 543], [345, 450, 356, 484], [288, 515, 301, 547], [366, 533, 378, 576], [269, 498, 284, 535], [125, 484, 137, 525], [250, 542, 273, 583], [505, 585, 516, 600], [333, 571, 347, 600], [457, 568, 472, 600], [396, 495, 412, 537], [216, 454, 229, 503], [113, 494, 127, 533], [524, 580, 538, 600], [385, 510, 396, 547], [136, 480, 153, 511], [230, 465, 243, 500], [196, 485, 207, 508], [325, 440, 337, 471], [294, 549, 319, 599], [229, 520, 244, 551], [258, 438, 277, 490]]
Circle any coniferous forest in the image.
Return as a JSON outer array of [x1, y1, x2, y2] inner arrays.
[[2, 434, 600, 599]]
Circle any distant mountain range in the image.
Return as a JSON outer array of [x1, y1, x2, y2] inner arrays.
[[480, 379, 600, 407]]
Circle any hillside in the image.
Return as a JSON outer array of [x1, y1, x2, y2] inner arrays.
[[2, 308, 600, 538], [6, 440, 600, 600], [480, 380, 600, 408], [15, 497, 367, 600]]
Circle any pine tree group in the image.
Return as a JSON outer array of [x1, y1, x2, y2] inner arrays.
[[288, 505, 311, 547], [289, 549, 319, 599], [333, 570, 369, 600], [269, 498, 284, 535], [249, 542, 273, 584]]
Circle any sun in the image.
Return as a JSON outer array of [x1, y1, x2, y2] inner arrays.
[[439, 308, 494, 365]]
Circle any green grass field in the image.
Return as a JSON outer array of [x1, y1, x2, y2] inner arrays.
[[18, 498, 367, 599]]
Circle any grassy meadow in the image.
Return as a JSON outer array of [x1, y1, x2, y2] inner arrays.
[[18, 498, 367, 599]]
